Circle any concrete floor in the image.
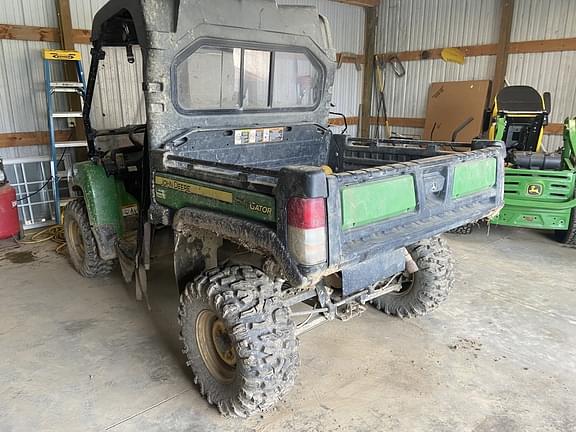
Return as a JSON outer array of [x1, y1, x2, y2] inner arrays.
[[1, 226, 576, 432]]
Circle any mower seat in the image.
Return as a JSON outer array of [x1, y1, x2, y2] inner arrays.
[[495, 86, 548, 154]]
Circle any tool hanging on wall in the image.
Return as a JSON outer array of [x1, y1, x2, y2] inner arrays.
[[374, 55, 405, 140]]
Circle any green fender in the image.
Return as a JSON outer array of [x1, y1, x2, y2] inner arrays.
[[72, 161, 138, 259], [562, 117, 576, 171]]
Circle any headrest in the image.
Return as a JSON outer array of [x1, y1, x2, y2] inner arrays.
[[496, 86, 544, 112]]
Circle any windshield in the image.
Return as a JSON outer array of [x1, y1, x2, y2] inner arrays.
[[174, 42, 323, 113]]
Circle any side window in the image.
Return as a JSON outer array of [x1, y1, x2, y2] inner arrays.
[[175, 43, 322, 112]]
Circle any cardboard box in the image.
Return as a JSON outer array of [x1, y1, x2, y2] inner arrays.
[[423, 80, 492, 142]]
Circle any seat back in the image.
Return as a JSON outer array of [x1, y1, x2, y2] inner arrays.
[[489, 86, 547, 154]]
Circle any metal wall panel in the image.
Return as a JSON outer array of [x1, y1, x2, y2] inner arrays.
[[376, 56, 495, 119], [0, 0, 57, 27], [377, 0, 500, 53], [374, 0, 499, 139], [374, 0, 574, 151], [507, 50, 576, 151], [511, 0, 576, 42], [0, 39, 60, 160]]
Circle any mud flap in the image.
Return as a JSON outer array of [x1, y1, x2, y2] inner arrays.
[[341, 249, 405, 296]]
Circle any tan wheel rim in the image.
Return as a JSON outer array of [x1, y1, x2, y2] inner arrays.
[[396, 272, 416, 294], [196, 310, 237, 383], [66, 218, 85, 260]]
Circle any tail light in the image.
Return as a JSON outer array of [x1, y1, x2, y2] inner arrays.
[[287, 197, 327, 265]]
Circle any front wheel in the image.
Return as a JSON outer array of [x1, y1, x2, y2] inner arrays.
[[179, 265, 299, 417], [372, 236, 455, 318], [555, 209, 576, 246], [63, 199, 113, 278]]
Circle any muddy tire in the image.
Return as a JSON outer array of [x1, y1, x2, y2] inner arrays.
[[372, 236, 454, 318], [555, 209, 576, 246], [63, 199, 113, 278], [179, 265, 298, 417], [448, 223, 474, 235]]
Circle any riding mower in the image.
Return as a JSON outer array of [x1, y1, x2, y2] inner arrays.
[[485, 85, 576, 244]]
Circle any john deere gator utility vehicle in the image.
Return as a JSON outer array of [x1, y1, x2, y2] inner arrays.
[[486, 86, 576, 244], [64, 0, 505, 417]]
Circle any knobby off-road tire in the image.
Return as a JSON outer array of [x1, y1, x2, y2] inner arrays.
[[179, 265, 299, 417], [448, 223, 474, 235], [372, 236, 455, 318], [64, 199, 113, 278], [555, 209, 576, 246]]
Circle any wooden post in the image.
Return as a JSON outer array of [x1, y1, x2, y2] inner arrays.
[[360, 6, 377, 138], [491, 0, 515, 102], [55, 0, 85, 141]]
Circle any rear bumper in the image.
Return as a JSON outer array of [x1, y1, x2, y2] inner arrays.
[[326, 145, 505, 270]]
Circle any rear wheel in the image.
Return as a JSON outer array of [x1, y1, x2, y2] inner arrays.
[[555, 209, 576, 246], [64, 199, 113, 278], [179, 265, 298, 417], [372, 237, 454, 318]]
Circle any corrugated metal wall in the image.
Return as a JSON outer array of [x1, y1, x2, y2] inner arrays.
[[375, 0, 576, 150], [0, 0, 364, 163], [2, 0, 575, 157], [0, 2, 58, 160], [507, 0, 576, 150], [375, 0, 499, 138]]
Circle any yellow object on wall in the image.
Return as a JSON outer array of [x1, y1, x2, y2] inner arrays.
[[441, 48, 465, 65]]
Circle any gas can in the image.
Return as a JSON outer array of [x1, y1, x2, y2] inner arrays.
[[0, 183, 20, 239]]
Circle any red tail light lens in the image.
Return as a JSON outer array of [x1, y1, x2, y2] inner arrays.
[[287, 197, 327, 266], [287, 197, 326, 229]]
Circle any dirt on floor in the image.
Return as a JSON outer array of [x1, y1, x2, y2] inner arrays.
[[1, 226, 576, 431]]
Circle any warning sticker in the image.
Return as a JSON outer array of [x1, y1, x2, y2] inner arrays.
[[234, 127, 284, 145]]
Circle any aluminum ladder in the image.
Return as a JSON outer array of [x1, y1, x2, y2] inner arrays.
[[43, 49, 87, 224]]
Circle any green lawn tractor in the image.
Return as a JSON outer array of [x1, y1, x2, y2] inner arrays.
[[487, 85, 576, 245]]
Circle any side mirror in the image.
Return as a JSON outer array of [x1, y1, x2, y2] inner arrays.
[[543, 92, 552, 114]]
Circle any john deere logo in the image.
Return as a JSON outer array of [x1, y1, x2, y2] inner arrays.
[[527, 184, 543, 196]]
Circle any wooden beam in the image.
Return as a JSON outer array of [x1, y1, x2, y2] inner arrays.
[[330, 116, 426, 128], [378, 44, 497, 63], [544, 123, 564, 135], [336, 52, 365, 65], [1, 120, 563, 149], [56, 0, 85, 142], [0, 130, 73, 148], [56, 0, 74, 49], [378, 37, 576, 63], [377, 117, 426, 128], [329, 116, 359, 126], [360, 7, 377, 138], [491, 0, 515, 101], [509, 37, 576, 54], [1, 22, 574, 60], [0, 23, 89, 44], [0, 24, 59, 42], [331, 0, 380, 7], [368, 117, 564, 136]]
